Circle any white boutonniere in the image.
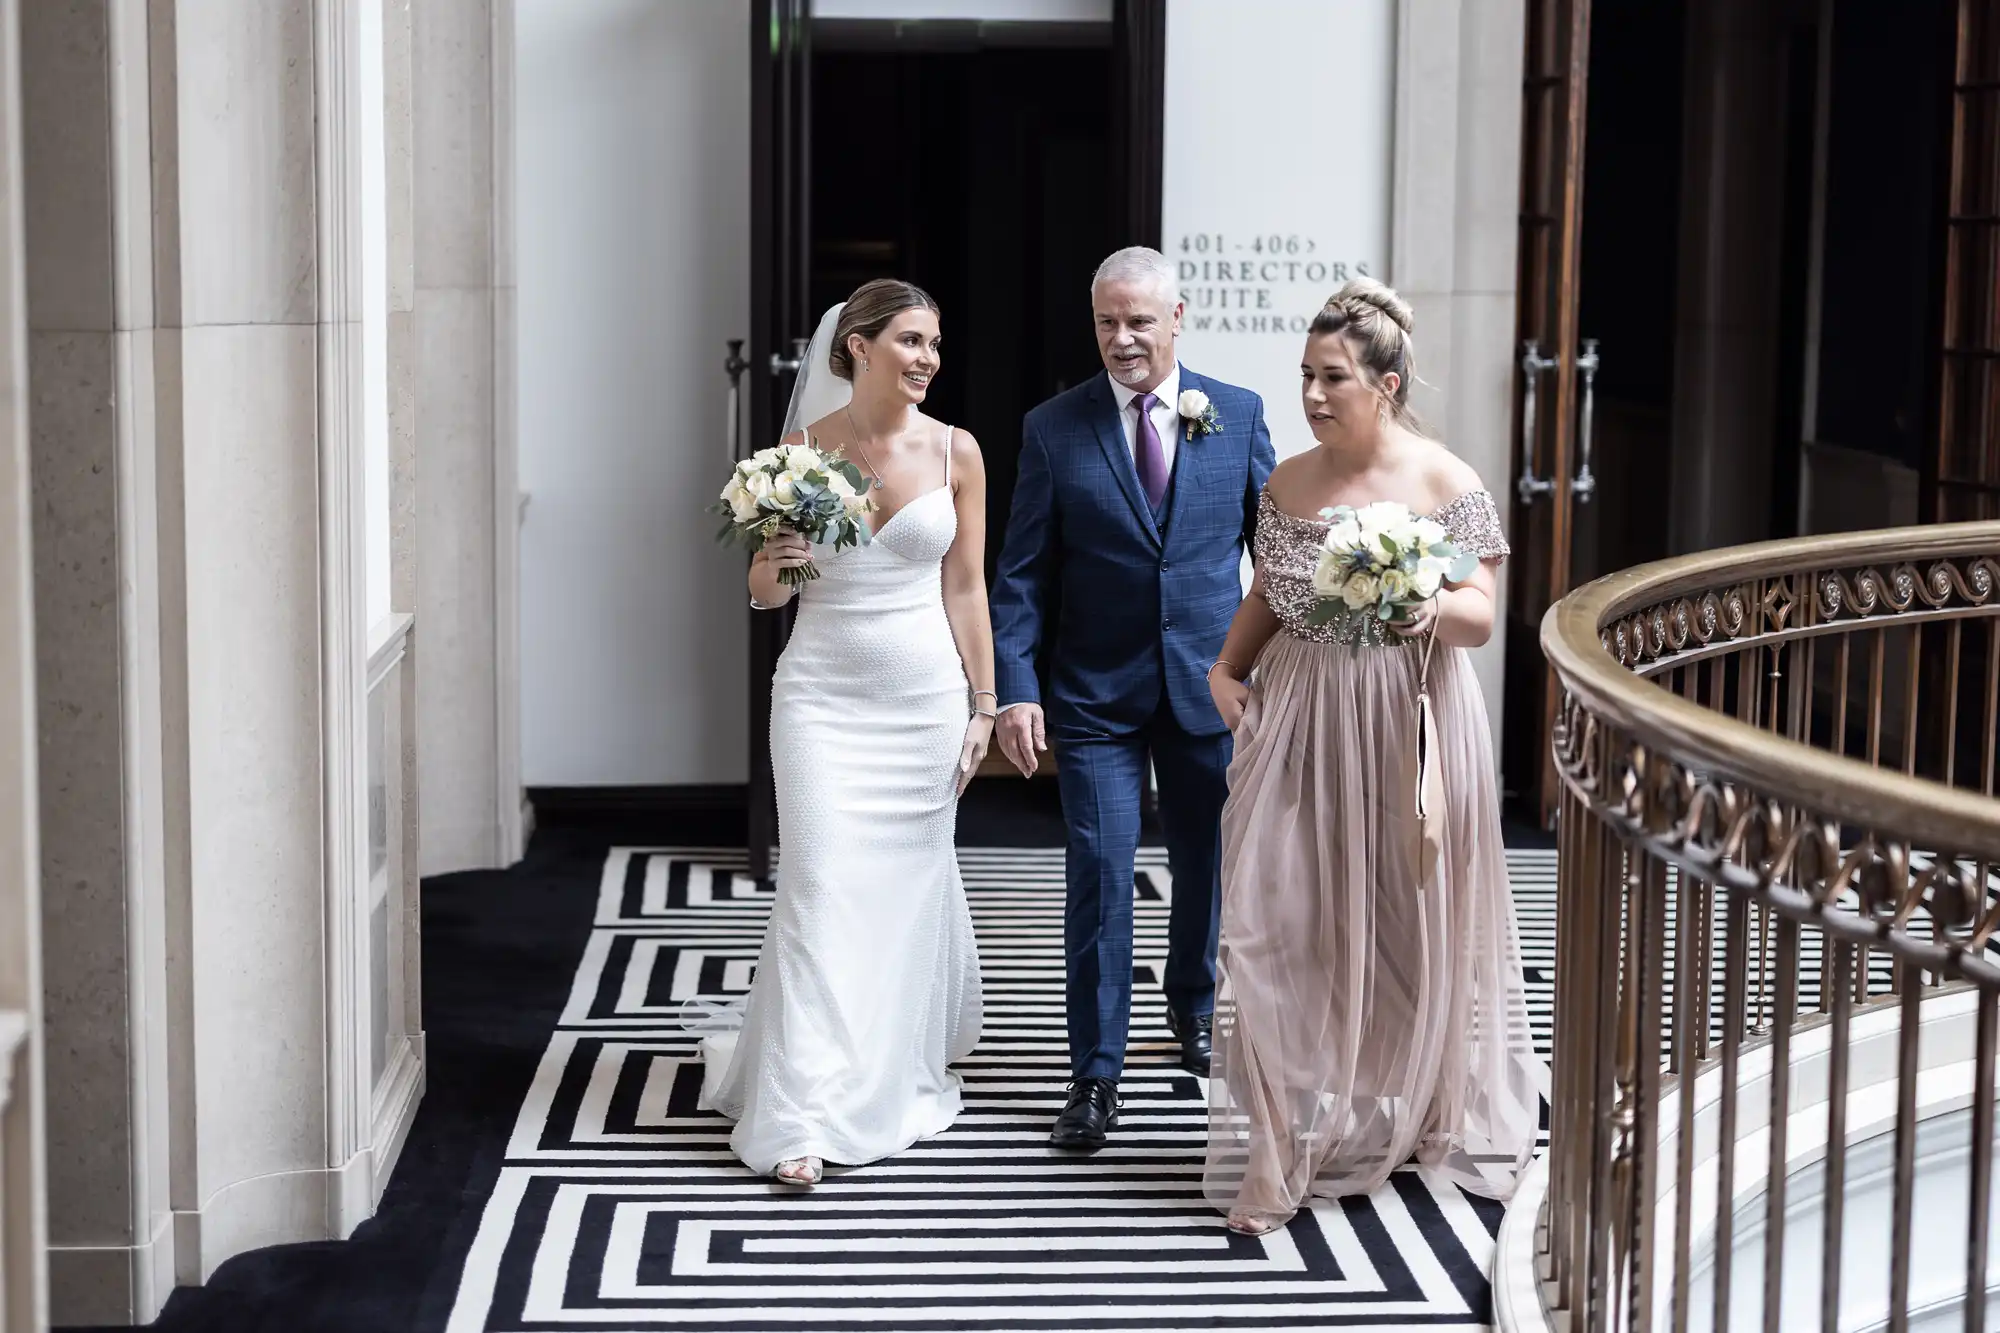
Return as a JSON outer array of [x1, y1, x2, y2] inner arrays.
[[1179, 388, 1222, 441]]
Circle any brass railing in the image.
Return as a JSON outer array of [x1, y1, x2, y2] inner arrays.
[[1532, 523, 2000, 1333]]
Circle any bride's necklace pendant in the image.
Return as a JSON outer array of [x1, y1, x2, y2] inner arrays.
[[844, 405, 890, 490]]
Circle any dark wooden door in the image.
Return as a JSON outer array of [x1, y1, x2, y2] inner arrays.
[[1931, 0, 2000, 522], [1504, 0, 1594, 826], [747, 0, 813, 879]]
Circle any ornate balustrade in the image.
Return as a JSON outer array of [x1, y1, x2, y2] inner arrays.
[[1512, 523, 2000, 1333]]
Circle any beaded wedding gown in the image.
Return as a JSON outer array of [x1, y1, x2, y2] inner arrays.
[[698, 430, 983, 1174]]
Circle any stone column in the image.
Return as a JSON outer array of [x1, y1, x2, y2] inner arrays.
[[1668, 0, 1788, 553], [410, 0, 520, 872], [413, 0, 522, 876], [1389, 0, 1527, 751], [22, 0, 178, 1318], [0, 0, 48, 1324]]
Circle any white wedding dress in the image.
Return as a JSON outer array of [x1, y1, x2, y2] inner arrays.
[[699, 426, 984, 1174]]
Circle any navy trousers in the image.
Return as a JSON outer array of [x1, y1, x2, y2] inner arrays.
[[1055, 704, 1231, 1081]]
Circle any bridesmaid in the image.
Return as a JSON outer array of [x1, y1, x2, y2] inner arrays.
[[1201, 279, 1541, 1235]]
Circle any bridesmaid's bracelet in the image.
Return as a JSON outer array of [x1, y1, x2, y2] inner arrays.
[[1208, 658, 1243, 681]]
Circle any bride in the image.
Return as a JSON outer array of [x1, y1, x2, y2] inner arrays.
[[698, 279, 992, 1186]]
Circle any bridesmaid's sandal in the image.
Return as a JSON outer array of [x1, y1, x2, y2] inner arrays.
[[773, 1157, 822, 1186], [1226, 1211, 1280, 1237]]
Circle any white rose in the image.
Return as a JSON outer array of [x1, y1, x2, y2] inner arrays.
[[1354, 501, 1408, 549], [784, 444, 820, 473], [1311, 550, 1348, 599], [1413, 555, 1450, 598], [1325, 516, 1362, 552], [1412, 517, 1449, 550], [1341, 572, 1380, 609], [751, 446, 784, 469], [742, 471, 774, 503], [827, 470, 857, 499], [1177, 388, 1211, 420], [1380, 567, 1413, 600], [729, 490, 759, 523]]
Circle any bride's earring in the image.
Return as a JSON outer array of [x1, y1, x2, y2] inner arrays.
[[862, 356, 871, 374]]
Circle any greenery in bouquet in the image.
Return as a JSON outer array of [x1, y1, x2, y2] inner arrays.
[[1307, 500, 1479, 636], [713, 441, 876, 585]]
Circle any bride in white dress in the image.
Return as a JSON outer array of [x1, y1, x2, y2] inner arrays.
[[699, 280, 992, 1186]]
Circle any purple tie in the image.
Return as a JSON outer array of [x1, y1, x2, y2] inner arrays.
[[1133, 393, 1168, 513]]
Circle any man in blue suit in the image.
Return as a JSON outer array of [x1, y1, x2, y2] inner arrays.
[[992, 246, 1275, 1150]]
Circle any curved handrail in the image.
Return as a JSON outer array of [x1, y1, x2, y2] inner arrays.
[[1526, 520, 2000, 1333], [1542, 520, 2000, 862]]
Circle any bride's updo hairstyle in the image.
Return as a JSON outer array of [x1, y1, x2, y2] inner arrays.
[[1310, 277, 1421, 428], [829, 278, 941, 381]]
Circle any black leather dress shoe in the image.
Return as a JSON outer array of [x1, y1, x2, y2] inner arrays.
[[1050, 1077, 1120, 1150], [1168, 1009, 1213, 1076]]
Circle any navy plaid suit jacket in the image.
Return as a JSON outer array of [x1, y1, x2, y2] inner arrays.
[[991, 367, 1275, 738]]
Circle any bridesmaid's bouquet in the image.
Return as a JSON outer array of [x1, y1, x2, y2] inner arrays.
[[713, 441, 875, 585], [1308, 500, 1478, 634]]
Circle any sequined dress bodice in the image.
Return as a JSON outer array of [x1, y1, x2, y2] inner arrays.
[[1254, 488, 1511, 647]]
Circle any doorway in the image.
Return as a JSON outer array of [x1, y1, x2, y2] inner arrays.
[[1499, 0, 1959, 825], [744, 3, 1164, 871], [810, 25, 1119, 578]]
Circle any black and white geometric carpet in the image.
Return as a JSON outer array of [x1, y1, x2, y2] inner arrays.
[[442, 846, 1558, 1333]]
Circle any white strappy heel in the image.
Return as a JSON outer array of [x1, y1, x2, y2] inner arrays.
[[773, 1156, 823, 1187]]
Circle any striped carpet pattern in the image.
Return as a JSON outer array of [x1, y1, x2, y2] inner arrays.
[[444, 846, 1560, 1332]]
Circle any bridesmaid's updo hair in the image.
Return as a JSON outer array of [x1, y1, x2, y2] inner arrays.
[[1311, 277, 1420, 426], [829, 279, 941, 381]]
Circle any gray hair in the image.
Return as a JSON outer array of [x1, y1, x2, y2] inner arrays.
[[1091, 246, 1178, 303]]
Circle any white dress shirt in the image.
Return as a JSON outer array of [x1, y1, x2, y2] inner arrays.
[[1109, 365, 1182, 482]]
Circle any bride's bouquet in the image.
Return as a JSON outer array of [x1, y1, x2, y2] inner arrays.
[[1308, 500, 1478, 635], [713, 440, 875, 585]]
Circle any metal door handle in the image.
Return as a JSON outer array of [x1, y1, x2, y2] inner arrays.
[[724, 338, 749, 464], [768, 336, 809, 377], [1571, 338, 1600, 503], [1517, 340, 1559, 506]]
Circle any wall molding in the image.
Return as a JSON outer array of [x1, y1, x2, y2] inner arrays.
[[367, 610, 414, 690], [313, 0, 376, 1240], [369, 1033, 425, 1204]]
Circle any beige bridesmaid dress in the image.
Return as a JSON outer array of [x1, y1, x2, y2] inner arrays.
[[1203, 487, 1542, 1229]]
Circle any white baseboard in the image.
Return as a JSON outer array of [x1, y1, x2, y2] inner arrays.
[[170, 1162, 344, 1286], [48, 1207, 175, 1327]]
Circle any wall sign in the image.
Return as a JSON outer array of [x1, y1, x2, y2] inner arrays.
[[1176, 232, 1375, 335], [1162, 0, 1394, 459]]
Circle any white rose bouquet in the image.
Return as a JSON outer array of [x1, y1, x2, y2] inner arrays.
[[1308, 500, 1478, 637], [713, 440, 875, 586]]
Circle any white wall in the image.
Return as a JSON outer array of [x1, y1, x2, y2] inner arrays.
[[1163, 0, 1395, 464], [518, 0, 749, 786], [1163, 0, 1523, 751]]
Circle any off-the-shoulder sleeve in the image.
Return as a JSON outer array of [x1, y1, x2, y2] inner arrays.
[[1434, 489, 1510, 561]]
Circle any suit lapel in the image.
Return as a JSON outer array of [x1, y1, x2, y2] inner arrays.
[[1087, 373, 1161, 546], [1161, 366, 1208, 541]]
